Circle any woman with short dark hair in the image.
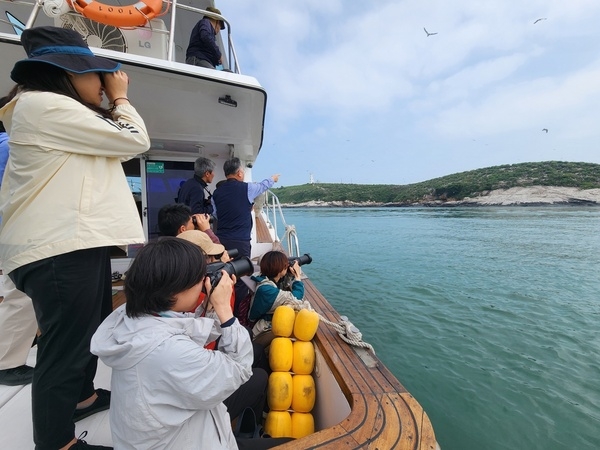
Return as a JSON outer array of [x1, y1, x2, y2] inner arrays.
[[124, 237, 208, 317], [249, 250, 305, 337], [92, 237, 253, 449]]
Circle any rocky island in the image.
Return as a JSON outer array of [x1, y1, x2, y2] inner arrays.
[[282, 186, 600, 207], [274, 162, 600, 208]]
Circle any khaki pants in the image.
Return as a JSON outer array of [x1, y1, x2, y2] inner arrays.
[[0, 273, 38, 369]]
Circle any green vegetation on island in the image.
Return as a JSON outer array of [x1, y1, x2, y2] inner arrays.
[[272, 161, 600, 205]]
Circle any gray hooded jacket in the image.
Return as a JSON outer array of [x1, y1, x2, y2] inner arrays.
[[91, 305, 253, 449]]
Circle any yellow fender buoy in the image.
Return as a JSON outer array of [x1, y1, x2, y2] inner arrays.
[[269, 337, 293, 372], [265, 410, 292, 438], [293, 309, 320, 341], [271, 305, 296, 337], [292, 374, 316, 413], [291, 411, 315, 439], [267, 371, 293, 411], [292, 340, 315, 375]]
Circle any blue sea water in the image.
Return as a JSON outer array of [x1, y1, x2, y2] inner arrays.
[[280, 207, 600, 450]]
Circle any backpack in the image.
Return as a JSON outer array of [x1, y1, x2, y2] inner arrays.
[[235, 276, 257, 330]]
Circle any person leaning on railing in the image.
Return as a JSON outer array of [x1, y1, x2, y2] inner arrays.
[[186, 5, 226, 69]]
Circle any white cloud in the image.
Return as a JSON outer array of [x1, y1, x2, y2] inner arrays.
[[218, 0, 600, 184], [429, 63, 600, 139]]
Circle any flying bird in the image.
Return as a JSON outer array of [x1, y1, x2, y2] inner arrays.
[[424, 27, 438, 37], [534, 18, 547, 24], [542, 128, 548, 133]]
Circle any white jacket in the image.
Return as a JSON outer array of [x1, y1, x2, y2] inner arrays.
[[91, 305, 254, 449], [0, 91, 150, 273]]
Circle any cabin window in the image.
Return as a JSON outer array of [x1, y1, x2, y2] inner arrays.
[[109, 159, 143, 258], [145, 160, 194, 240]]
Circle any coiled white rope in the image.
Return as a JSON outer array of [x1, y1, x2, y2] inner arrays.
[[318, 315, 376, 354], [289, 301, 375, 354]]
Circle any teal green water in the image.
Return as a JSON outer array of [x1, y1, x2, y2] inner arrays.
[[281, 207, 600, 450]]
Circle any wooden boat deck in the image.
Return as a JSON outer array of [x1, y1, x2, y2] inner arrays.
[[278, 279, 438, 450], [255, 212, 273, 243], [1, 275, 437, 449], [110, 279, 438, 449]]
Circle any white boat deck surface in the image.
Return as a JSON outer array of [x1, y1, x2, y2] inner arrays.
[[0, 347, 113, 449]]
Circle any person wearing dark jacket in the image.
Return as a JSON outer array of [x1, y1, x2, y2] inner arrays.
[[186, 6, 226, 69], [178, 156, 215, 215]]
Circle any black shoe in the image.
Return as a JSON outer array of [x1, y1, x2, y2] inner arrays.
[[71, 431, 113, 449], [0, 365, 34, 386], [73, 389, 111, 422], [233, 407, 260, 439]]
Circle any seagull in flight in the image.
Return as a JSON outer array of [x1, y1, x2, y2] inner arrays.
[[534, 18, 547, 24], [424, 27, 438, 37], [542, 128, 548, 133]]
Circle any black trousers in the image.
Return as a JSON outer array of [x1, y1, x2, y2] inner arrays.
[[10, 247, 112, 450], [218, 238, 251, 260], [224, 367, 268, 424]]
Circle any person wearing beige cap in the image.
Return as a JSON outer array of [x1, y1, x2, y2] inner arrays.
[[175, 230, 271, 442], [177, 229, 229, 262]]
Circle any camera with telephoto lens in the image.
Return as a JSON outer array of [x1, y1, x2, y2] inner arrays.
[[288, 253, 312, 267], [205, 256, 254, 289], [279, 254, 312, 291]]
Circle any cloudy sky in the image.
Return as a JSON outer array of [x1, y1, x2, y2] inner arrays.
[[217, 0, 600, 186]]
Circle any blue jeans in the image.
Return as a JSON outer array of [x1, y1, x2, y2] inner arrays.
[[10, 247, 112, 449]]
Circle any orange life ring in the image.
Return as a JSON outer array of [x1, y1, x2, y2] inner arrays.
[[70, 0, 163, 28]]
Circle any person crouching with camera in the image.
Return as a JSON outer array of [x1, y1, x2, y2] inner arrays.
[[249, 251, 305, 339], [175, 230, 276, 443], [90, 237, 250, 449]]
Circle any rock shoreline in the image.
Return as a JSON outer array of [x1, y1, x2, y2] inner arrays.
[[281, 186, 600, 208]]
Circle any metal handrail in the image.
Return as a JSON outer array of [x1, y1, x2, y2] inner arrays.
[[10, 0, 241, 73], [166, 2, 239, 72], [262, 190, 301, 257]]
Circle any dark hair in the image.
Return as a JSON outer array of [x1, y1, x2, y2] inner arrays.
[[4, 63, 112, 118], [125, 237, 207, 318], [223, 157, 242, 177], [259, 250, 289, 279], [158, 203, 192, 236]]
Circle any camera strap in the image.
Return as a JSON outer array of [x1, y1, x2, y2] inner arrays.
[[204, 185, 212, 200]]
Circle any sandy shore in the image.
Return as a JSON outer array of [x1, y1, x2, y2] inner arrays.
[[281, 186, 600, 207]]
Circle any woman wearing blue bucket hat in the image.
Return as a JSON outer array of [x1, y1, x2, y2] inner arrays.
[[0, 26, 150, 450]]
